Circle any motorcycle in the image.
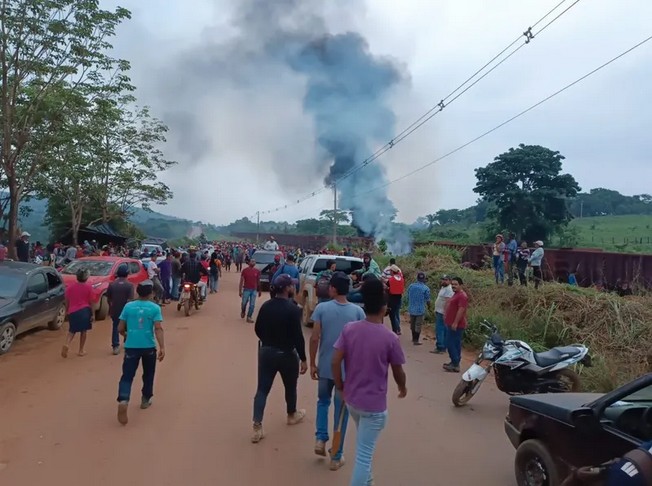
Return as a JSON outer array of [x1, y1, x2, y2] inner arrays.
[[177, 282, 202, 317], [452, 320, 591, 407]]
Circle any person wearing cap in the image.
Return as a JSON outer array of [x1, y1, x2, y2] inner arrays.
[[116, 280, 165, 425], [529, 240, 545, 289], [406, 272, 431, 345], [382, 258, 399, 279], [309, 272, 365, 470], [62, 268, 94, 358], [263, 236, 279, 251], [15, 231, 30, 262], [251, 273, 308, 443], [431, 275, 454, 354], [106, 264, 135, 355], [492, 234, 506, 284], [386, 264, 405, 335]]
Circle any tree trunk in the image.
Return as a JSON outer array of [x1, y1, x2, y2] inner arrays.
[[71, 204, 83, 247], [7, 178, 20, 259]]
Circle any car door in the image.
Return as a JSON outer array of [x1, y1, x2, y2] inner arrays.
[[296, 257, 312, 306], [128, 261, 144, 284], [44, 269, 65, 317], [20, 272, 50, 331]]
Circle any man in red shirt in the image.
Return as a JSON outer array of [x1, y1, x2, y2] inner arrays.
[[239, 259, 262, 323], [443, 277, 468, 373]]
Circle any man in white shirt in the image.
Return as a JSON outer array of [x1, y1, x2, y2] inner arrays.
[[263, 236, 279, 251], [431, 275, 454, 354], [147, 254, 165, 304]]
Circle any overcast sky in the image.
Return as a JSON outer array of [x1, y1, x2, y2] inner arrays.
[[102, 0, 652, 226]]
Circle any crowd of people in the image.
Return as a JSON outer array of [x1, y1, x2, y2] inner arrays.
[[490, 233, 545, 288]]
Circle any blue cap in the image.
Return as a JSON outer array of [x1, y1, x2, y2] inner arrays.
[[273, 274, 294, 289]]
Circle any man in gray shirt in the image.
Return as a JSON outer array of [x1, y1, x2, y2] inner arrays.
[[106, 264, 134, 355], [309, 272, 365, 471]]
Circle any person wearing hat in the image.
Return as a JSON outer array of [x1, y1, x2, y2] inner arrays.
[[529, 240, 545, 289], [406, 272, 431, 346], [106, 264, 135, 355], [263, 236, 279, 251], [62, 268, 94, 358], [271, 253, 300, 294], [430, 275, 454, 354], [309, 271, 365, 470], [251, 273, 308, 443], [115, 280, 165, 425], [15, 231, 30, 262], [492, 234, 506, 284]]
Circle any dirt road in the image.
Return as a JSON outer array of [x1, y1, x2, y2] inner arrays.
[[0, 272, 515, 485]]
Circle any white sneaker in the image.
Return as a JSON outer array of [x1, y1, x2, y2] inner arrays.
[[287, 409, 306, 425]]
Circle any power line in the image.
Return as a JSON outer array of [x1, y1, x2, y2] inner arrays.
[[250, 0, 581, 219], [347, 34, 652, 203]]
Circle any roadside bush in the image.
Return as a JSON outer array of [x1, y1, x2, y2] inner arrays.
[[393, 245, 652, 392]]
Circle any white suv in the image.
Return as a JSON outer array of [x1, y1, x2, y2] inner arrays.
[[296, 255, 364, 326]]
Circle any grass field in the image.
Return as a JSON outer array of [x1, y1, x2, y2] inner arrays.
[[421, 214, 652, 254]]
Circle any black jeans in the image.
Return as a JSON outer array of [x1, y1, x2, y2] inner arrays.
[[117, 347, 157, 402], [253, 345, 299, 424], [387, 294, 402, 333], [533, 266, 543, 289]]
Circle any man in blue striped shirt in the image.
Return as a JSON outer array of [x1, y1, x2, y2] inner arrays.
[[406, 272, 431, 345]]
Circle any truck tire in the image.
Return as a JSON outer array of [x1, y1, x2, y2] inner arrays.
[[515, 439, 561, 486]]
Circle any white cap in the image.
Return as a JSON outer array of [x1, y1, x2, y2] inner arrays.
[[21, 231, 31, 237], [535, 240, 544, 247]]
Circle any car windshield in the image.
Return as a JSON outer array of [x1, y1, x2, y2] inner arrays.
[[0, 274, 23, 298], [312, 259, 364, 274], [252, 252, 281, 264], [617, 384, 652, 403], [62, 260, 114, 277]]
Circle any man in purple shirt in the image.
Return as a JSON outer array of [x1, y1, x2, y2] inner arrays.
[[332, 278, 407, 486]]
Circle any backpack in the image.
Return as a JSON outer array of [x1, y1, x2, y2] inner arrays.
[[316, 272, 332, 299], [561, 442, 652, 486]]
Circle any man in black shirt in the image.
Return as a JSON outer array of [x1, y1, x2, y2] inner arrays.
[[106, 264, 135, 355], [251, 274, 307, 443], [180, 248, 208, 300], [15, 231, 30, 262]]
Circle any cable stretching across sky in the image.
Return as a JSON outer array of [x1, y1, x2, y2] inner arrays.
[[343, 34, 652, 204], [249, 0, 582, 219]]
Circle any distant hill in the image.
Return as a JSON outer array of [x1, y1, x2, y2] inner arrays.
[[4, 196, 227, 243]]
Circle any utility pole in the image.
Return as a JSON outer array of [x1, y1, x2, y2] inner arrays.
[[332, 183, 337, 247], [256, 211, 260, 244], [580, 200, 584, 219]]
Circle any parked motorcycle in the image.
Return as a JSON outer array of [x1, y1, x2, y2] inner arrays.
[[177, 282, 201, 317], [452, 320, 591, 407]]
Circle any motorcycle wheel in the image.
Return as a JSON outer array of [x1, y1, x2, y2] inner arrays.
[[452, 379, 481, 407], [184, 299, 191, 317], [553, 369, 581, 392]]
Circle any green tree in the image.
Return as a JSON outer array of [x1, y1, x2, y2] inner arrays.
[[319, 209, 350, 225], [425, 214, 437, 230], [0, 0, 130, 255], [295, 218, 322, 234], [474, 144, 580, 242]]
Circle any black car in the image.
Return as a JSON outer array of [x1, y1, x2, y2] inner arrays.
[[251, 250, 285, 289], [505, 373, 652, 486], [0, 261, 66, 355]]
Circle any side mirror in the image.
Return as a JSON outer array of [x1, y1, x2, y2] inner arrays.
[[24, 292, 39, 301], [571, 408, 602, 436]]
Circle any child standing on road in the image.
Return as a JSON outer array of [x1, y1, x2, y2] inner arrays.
[[116, 280, 165, 425]]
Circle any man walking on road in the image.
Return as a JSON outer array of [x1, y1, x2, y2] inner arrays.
[[240, 259, 261, 323], [251, 274, 307, 443], [106, 264, 134, 355], [431, 275, 453, 354], [332, 279, 407, 486], [309, 272, 365, 471], [116, 280, 165, 425], [443, 277, 469, 373], [147, 254, 165, 304], [272, 253, 300, 294], [406, 271, 431, 346]]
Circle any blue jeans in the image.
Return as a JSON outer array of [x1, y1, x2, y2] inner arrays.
[[241, 289, 257, 318], [171, 276, 181, 300], [209, 273, 219, 292], [493, 255, 504, 284], [435, 312, 447, 351], [447, 328, 464, 367], [117, 347, 157, 402], [111, 316, 121, 348], [316, 378, 348, 461], [348, 405, 387, 486], [347, 291, 363, 303]]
